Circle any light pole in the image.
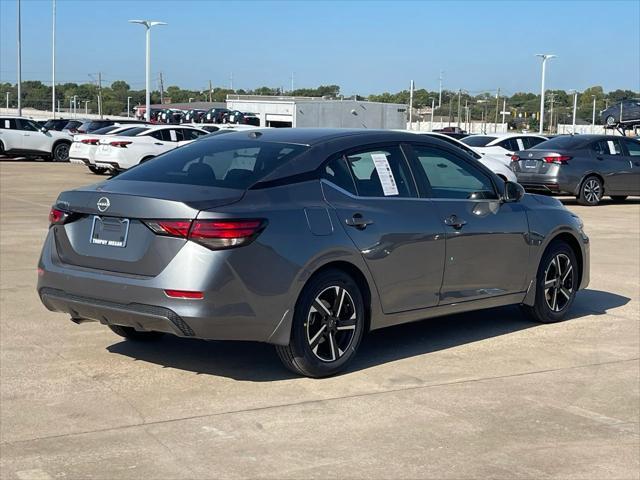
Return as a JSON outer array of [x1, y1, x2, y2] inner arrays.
[[591, 95, 596, 133], [52, 0, 56, 118], [84, 100, 89, 115], [188, 97, 194, 103], [127, 96, 132, 118], [17, 0, 22, 116], [5, 92, 9, 109], [535, 53, 556, 134], [73, 95, 78, 117], [570, 90, 578, 134], [129, 19, 167, 122], [430, 98, 435, 131]]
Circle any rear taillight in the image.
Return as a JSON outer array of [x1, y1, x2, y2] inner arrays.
[[511, 155, 520, 162], [48, 207, 69, 226], [110, 141, 132, 148], [164, 289, 204, 299], [143, 219, 266, 250], [543, 154, 572, 164], [81, 138, 99, 145]]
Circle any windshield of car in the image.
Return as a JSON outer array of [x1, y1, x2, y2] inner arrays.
[[530, 136, 587, 150], [115, 138, 309, 189], [92, 126, 119, 135], [461, 136, 497, 147]]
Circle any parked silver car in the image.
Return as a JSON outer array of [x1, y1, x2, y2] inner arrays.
[[38, 129, 590, 377], [511, 134, 640, 205]]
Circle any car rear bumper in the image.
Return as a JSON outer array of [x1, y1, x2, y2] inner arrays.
[[515, 172, 578, 195], [69, 157, 90, 166]]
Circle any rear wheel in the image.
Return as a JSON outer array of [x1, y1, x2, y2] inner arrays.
[[577, 175, 603, 206], [52, 142, 70, 162], [610, 195, 628, 203], [276, 269, 365, 377], [108, 325, 164, 341], [522, 241, 578, 324]]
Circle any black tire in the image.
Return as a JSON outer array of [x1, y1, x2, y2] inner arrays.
[[522, 241, 578, 324], [577, 175, 603, 206], [108, 324, 164, 341], [610, 195, 628, 203], [605, 115, 617, 126], [88, 165, 108, 175], [52, 142, 70, 162], [276, 269, 366, 378], [140, 156, 155, 164]]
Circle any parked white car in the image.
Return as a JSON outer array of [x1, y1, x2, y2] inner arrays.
[[461, 133, 548, 166], [93, 125, 208, 171], [0, 116, 73, 161], [405, 131, 518, 182], [70, 124, 152, 174]]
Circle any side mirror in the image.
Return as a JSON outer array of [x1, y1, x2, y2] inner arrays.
[[503, 181, 525, 203], [40, 126, 48, 133]]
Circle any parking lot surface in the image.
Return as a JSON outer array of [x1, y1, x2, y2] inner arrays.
[[1, 161, 638, 480]]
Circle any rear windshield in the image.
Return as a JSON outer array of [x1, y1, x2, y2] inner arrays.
[[530, 136, 586, 150], [115, 138, 309, 189], [92, 126, 119, 135], [461, 136, 497, 147], [117, 127, 150, 137]]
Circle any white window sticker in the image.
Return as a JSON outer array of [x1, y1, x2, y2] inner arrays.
[[607, 140, 617, 155], [169, 129, 178, 142], [4, 120, 9, 129], [371, 153, 399, 196], [516, 139, 525, 151]]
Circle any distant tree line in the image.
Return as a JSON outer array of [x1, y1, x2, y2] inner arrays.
[[0, 80, 637, 126]]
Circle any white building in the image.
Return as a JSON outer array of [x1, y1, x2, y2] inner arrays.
[[226, 95, 407, 129]]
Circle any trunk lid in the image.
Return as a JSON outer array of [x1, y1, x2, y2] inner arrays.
[[511, 149, 572, 175], [51, 180, 245, 275]]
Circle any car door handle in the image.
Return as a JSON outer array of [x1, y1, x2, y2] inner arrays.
[[345, 213, 373, 230], [444, 215, 467, 229]]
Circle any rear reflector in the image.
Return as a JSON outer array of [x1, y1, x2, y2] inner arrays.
[[164, 289, 204, 299], [543, 154, 572, 164], [143, 219, 266, 250]]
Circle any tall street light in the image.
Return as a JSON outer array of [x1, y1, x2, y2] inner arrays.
[[127, 96, 132, 118], [129, 19, 167, 122], [591, 94, 596, 133], [535, 53, 556, 134], [17, 0, 22, 116], [52, 0, 56, 118], [569, 89, 579, 134]]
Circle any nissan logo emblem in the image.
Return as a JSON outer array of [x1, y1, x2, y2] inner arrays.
[[97, 197, 110, 212]]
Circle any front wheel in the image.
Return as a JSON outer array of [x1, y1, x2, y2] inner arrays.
[[522, 241, 578, 323], [605, 115, 617, 126], [52, 142, 70, 162], [577, 175, 603, 206], [276, 270, 365, 377], [88, 165, 108, 175]]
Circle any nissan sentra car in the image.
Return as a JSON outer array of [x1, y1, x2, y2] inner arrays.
[[37, 129, 589, 377]]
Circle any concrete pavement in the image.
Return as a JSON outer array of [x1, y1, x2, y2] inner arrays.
[[1, 162, 638, 479]]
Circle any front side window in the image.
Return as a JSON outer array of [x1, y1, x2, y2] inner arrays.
[[181, 129, 206, 141], [323, 157, 356, 195], [461, 136, 497, 147], [524, 137, 546, 149], [623, 139, 640, 156], [411, 145, 498, 200], [18, 120, 39, 131], [344, 146, 416, 198]]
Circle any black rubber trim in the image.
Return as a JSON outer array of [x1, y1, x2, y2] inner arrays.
[[39, 287, 195, 336]]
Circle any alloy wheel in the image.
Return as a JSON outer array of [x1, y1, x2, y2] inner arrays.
[[54, 143, 70, 162], [582, 178, 601, 204], [543, 253, 574, 312], [305, 286, 357, 362]]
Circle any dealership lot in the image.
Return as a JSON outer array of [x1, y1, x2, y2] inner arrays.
[[0, 161, 638, 479]]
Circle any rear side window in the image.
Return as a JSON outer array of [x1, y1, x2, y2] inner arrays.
[[461, 136, 497, 147], [92, 126, 119, 135], [115, 139, 309, 189], [119, 127, 150, 137], [323, 157, 357, 195], [344, 146, 416, 198], [523, 137, 546, 149], [411, 145, 498, 200], [592, 140, 622, 155], [497, 138, 521, 151], [181, 129, 207, 141], [0, 119, 17, 129]]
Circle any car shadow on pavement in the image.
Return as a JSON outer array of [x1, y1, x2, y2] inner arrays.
[[106, 289, 630, 381], [560, 197, 640, 206]]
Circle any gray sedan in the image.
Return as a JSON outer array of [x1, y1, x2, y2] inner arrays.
[[511, 134, 640, 205], [38, 129, 590, 377]]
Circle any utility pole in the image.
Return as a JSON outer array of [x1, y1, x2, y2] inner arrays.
[[438, 70, 443, 108], [536, 53, 556, 134], [430, 98, 435, 131], [290, 72, 294, 93], [465, 99, 469, 132], [159, 72, 164, 104], [549, 93, 555, 134], [591, 95, 596, 133], [52, 0, 56, 118], [5, 92, 8, 109], [571, 90, 578, 134], [17, 0, 22, 116], [409, 80, 414, 129], [457, 89, 461, 128], [208, 80, 212, 102], [127, 96, 131, 118], [230, 72, 234, 91], [494, 88, 500, 133], [501, 98, 507, 129], [97, 72, 103, 119]]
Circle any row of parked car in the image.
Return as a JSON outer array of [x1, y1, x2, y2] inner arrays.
[[137, 107, 260, 126]]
